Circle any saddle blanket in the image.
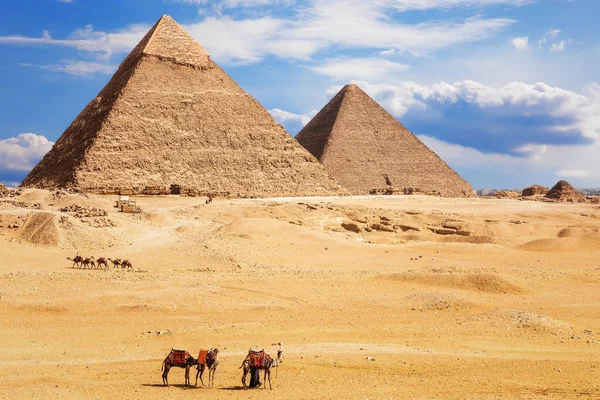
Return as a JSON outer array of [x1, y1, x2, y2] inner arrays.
[[248, 350, 273, 368], [168, 349, 191, 366], [198, 350, 208, 365]]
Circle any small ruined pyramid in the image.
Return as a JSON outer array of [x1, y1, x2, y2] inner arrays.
[[296, 84, 474, 197], [545, 180, 585, 202], [521, 184, 549, 197], [22, 15, 342, 197]]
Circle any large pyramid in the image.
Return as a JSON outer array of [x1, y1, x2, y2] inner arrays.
[[296, 84, 474, 197], [22, 15, 343, 197]]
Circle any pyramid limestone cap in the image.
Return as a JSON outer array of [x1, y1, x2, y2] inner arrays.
[[122, 14, 210, 68]]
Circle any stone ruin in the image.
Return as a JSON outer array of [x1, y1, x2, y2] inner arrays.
[[522, 185, 549, 197]]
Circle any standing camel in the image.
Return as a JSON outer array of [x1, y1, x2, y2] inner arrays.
[[195, 348, 219, 387], [122, 260, 133, 269], [67, 255, 83, 268], [161, 349, 196, 386], [240, 348, 283, 390], [107, 258, 121, 268], [81, 257, 96, 269], [96, 257, 108, 269]]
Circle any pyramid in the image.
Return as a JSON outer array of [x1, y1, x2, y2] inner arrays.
[[22, 15, 343, 197], [545, 180, 585, 202], [296, 84, 474, 197]]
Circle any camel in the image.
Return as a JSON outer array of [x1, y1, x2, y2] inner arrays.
[[121, 259, 133, 269], [240, 348, 283, 390], [96, 257, 108, 269], [67, 255, 83, 268], [81, 257, 96, 269], [161, 349, 196, 386], [107, 258, 121, 268], [195, 348, 219, 388]]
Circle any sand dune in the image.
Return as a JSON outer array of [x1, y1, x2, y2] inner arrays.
[[1, 190, 599, 399]]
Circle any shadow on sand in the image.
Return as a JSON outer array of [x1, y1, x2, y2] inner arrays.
[[142, 384, 248, 391]]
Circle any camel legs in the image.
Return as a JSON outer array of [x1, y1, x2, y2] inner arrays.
[[195, 364, 205, 387], [241, 367, 249, 389], [184, 365, 190, 386], [162, 363, 170, 386], [263, 368, 272, 390], [209, 366, 216, 388]]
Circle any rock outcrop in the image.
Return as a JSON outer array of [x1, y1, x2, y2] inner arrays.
[[21, 15, 343, 198], [295, 84, 474, 197], [522, 185, 549, 197]]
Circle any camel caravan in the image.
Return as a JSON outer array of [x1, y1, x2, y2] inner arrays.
[[161, 346, 283, 389], [66, 255, 133, 270]]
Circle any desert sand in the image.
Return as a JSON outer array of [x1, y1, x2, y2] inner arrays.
[[1, 191, 600, 399]]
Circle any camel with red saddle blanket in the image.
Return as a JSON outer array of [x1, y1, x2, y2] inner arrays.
[[161, 349, 196, 386], [240, 347, 283, 390]]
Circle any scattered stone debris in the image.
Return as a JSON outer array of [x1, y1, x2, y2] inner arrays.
[[60, 204, 107, 218], [144, 330, 172, 336], [509, 220, 529, 225]]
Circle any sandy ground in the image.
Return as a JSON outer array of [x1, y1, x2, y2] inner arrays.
[[1, 191, 600, 399]]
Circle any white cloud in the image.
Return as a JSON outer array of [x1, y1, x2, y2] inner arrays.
[[550, 39, 570, 52], [0, 23, 150, 59], [0, 1, 519, 65], [309, 58, 409, 81], [385, 0, 534, 11], [420, 135, 600, 186], [0, 181, 20, 188], [21, 60, 115, 76], [556, 169, 594, 178], [174, 0, 295, 7], [539, 28, 561, 46], [269, 108, 317, 133], [270, 108, 315, 126], [338, 80, 600, 140], [511, 36, 529, 50], [0, 134, 54, 172]]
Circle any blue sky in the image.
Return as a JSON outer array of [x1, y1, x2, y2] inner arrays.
[[0, 0, 598, 189]]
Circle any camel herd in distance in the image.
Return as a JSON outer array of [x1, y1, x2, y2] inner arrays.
[[161, 346, 284, 390], [67, 255, 132, 269]]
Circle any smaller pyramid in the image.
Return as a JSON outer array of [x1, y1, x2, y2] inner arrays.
[[296, 84, 474, 197], [522, 185, 549, 197], [545, 180, 585, 202]]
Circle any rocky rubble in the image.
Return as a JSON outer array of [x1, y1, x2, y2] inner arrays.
[[59, 204, 108, 218]]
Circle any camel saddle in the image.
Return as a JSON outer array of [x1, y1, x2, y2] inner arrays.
[[206, 350, 217, 369], [167, 349, 192, 367], [198, 350, 208, 365], [248, 350, 273, 368]]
